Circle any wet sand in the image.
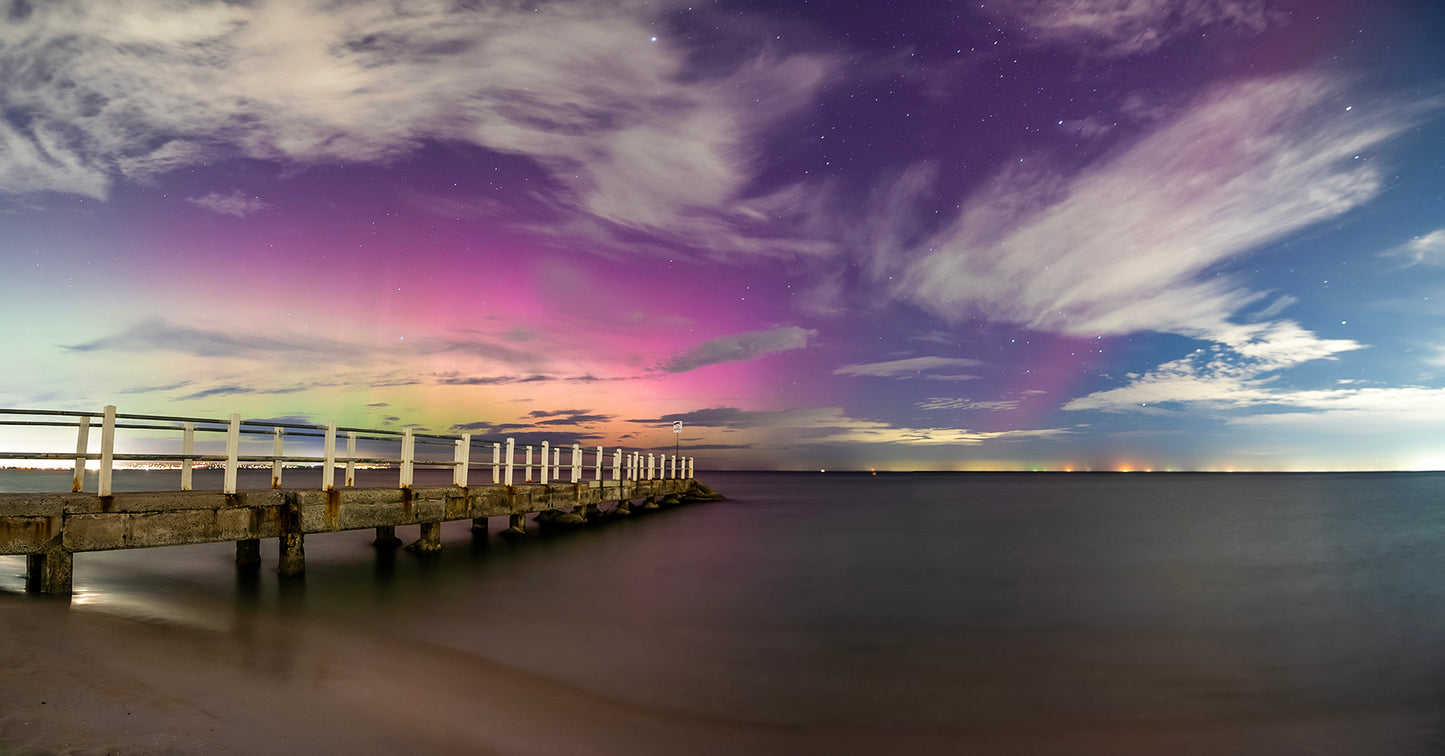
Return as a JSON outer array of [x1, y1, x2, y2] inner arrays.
[[5, 591, 1441, 755]]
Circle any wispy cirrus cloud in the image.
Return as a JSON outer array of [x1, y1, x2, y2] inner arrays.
[[0, 1, 832, 256], [988, 0, 1277, 57], [918, 398, 1020, 412], [1381, 228, 1445, 269], [66, 319, 540, 367], [660, 326, 816, 373], [65, 319, 363, 359], [890, 73, 1424, 352], [833, 356, 982, 380], [186, 189, 270, 218]]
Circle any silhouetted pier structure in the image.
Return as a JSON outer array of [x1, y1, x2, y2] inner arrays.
[[0, 407, 717, 594]]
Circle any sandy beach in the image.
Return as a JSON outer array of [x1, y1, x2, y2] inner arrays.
[[6, 587, 1440, 755]]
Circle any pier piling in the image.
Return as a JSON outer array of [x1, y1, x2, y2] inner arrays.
[[409, 522, 442, 552], [236, 538, 261, 569]]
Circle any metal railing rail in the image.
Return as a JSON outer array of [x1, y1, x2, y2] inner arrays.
[[0, 406, 695, 496]]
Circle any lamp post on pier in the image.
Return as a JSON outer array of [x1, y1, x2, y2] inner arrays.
[[673, 420, 681, 470]]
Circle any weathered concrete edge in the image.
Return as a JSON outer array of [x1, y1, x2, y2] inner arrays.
[[0, 479, 713, 555]]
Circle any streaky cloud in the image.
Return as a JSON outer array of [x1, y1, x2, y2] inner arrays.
[[1381, 228, 1445, 269], [186, 189, 270, 218], [661, 326, 815, 373], [894, 73, 1424, 343], [988, 0, 1276, 57], [833, 356, 983, 379], [0, 0, 834, 257]]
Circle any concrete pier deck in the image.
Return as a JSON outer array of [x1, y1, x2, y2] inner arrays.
[[1, 478, 721, 594]]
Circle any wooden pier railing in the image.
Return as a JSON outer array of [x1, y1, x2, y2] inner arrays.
[[0, 406, 695, 494]]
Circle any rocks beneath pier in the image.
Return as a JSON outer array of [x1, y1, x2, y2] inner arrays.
[[682, 480, 727, 502]]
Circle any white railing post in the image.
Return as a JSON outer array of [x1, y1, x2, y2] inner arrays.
[[525, 445, 533, 482], [181, 421, 194, 491], [224, 412, 240, 495], [455, 433, 471, 487], [492, 442, 501, 484], [71, 415, 90, 493], [505, 438, 515, 485], [322, 421, 337, 491], [552, 446, 561, 481], [571, 443, 581, 483], [612, 449, 621, 481], [595, 446, 603, 480], [272, 427, 284, 489], [647, 453, 655, 480], [688, 457, 694, 478], [345, 431, 357, 488], [671, 454, 678, 479], [99, 406, 116, 497], [400, 427, 415, 489], [540, 441, 550, 484]]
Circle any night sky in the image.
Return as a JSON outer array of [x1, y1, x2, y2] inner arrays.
[[3, 0, 1444, 471]]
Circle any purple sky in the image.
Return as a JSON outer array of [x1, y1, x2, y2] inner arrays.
[[3, 0, 1445, 470]]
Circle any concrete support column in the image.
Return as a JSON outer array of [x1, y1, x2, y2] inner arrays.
[[501, 512, 526, 538], [408, 522, 442, 553], [373, 525, 402, 547], [615, 499, 632, 515], [640, 495, 659, 510], [235, 538, 261, 569], [278, 532, 305, 577], [471, 517, 488, 533], [278, 491, 305, 577], [26, 544, 73, 595]]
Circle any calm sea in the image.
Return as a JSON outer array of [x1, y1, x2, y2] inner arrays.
[[5, 469, 1445, 753]]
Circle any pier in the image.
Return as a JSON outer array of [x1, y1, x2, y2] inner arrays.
[[0, 407, 720, 594]]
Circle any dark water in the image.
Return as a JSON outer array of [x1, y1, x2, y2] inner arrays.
[[6, 470, 1445, 753]]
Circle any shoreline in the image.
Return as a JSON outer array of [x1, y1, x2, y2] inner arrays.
[[5, 593, 1439, 755]]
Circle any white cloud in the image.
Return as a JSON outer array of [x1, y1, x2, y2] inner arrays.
[[1382, 228, 1445, 269], [918, 398, 1020, 412], [187, 190, 270, 218], [661, 326, 816, 373], [1062, 321, 1372, 416], [0, 119, 110, 198], [988, 0, 1276, 56], [833, 356, 982, 379], [892, 73, 1416, 343], [0, 0, 831, 255]]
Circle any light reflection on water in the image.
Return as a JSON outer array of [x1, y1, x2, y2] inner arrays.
[[5, 470, 1445, 752]]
